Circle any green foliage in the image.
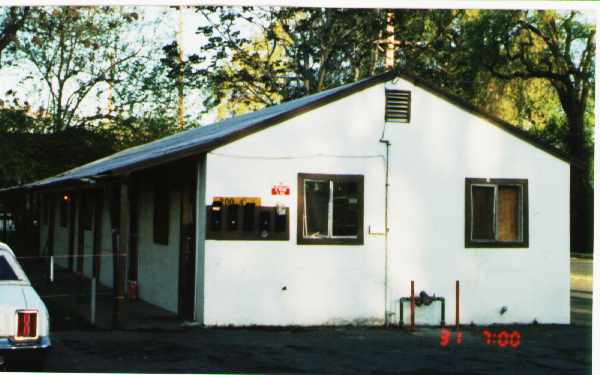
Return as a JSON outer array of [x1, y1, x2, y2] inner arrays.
[[191, 7, 387, 117], [0, 106, 38, 133], [0, 124, 117, 188], [411, 10, 595, 158], [0, 7, 29, 64], [107, 115, 182, 150]]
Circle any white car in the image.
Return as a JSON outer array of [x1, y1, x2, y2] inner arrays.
[[0, 242, 50, 369]]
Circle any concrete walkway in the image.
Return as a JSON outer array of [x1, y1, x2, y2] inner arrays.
[[23, 258, 186, 331]]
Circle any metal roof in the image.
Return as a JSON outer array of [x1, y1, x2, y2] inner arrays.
[[1, 69, 573, 193], [5, 71, 395, 192]]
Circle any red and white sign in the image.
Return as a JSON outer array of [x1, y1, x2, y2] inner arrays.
[[271, 183, 290, 195]]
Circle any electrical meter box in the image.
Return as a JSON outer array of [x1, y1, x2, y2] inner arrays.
[[206, 198, 289, 241]]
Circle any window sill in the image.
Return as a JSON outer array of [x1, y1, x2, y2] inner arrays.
[[465, 241, 529, 249], [298, 237, 364, 246]]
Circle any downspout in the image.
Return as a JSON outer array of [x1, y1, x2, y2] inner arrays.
[[379, 137, 390, 325]]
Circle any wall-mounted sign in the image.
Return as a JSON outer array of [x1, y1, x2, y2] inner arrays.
[[271, 183, 290, 196], [213, 197, 261, 206]]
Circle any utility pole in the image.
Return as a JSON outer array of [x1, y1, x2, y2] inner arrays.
[[374, 11, 404, 71], [384, 11, 395, 70], [177, 6, 186, 130]]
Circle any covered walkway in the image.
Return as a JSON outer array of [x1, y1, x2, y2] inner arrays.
[[21, 257, 187, 331]]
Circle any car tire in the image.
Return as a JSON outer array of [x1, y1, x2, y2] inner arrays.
[[30, 349, 48, 371], [5, 349, 48, 372]]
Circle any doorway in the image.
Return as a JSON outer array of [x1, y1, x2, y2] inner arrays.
[[178, 175, 196, 321]]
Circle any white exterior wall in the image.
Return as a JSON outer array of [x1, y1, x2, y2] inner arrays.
[[384, 78, 570, 325], [204, 85, 388, 326], [203, 77, 570, 326], [136, 183, 181, 314]]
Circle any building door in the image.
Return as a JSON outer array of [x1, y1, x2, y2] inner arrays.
[[178, 178, 196, 320]]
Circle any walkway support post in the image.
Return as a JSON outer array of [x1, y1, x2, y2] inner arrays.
[[90, 277, 96, 325], [410, 280, 415, 331], [112, 180, 130, 329]]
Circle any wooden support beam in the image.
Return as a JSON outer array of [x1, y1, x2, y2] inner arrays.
[[76, 193, 85, 274], [47, 194, 55, 257], [68, 193, 76, 271], [92, 189, 103, 279], [112, 181, 130, 328], [127, 178, 138, 284], [2, 210, 7, 243]]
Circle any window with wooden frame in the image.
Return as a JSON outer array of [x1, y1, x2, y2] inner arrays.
[[465, 178, 528, 248], [298, 173, 364, 245], [153, 183, 170, 245]]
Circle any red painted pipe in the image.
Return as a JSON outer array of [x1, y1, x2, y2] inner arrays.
[[410, 280, 415, 331], [455, 280, 460, 331]]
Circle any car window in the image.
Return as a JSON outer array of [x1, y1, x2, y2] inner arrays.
[[0, 255, 19, 281]]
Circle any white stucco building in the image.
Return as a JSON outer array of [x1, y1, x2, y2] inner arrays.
[[5, 70, 571, 326]]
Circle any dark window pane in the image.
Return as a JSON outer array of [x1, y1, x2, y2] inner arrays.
[[259, 208, 271, 233], [304, 180, 329, 237], [472, 186, 495, 240], [243, 203, 255, 231], [227, 204, 239, 230], [333, 181, 359, 236], [210, 201, 223, 231], [0, 256, 18, 281], [274, 208, 287, 233], [497, 186, 520, 241]]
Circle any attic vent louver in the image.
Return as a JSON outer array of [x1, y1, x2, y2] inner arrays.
[[385, 90, 411, 123]]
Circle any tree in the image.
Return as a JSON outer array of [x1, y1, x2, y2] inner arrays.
[[0, 7, 29, 63], [409, 10, 595, 252], [191, 7, 387, 117], [190, 7, 594, 251], [16, 7, 142, 132]]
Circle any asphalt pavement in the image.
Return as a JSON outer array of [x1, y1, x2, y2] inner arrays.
[[4, 257, 593, 374], [33, 324, 592, 374], [571, 257, 593, 293]]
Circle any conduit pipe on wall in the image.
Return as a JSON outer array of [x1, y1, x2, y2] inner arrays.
[[379, 138, 391, 325]]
